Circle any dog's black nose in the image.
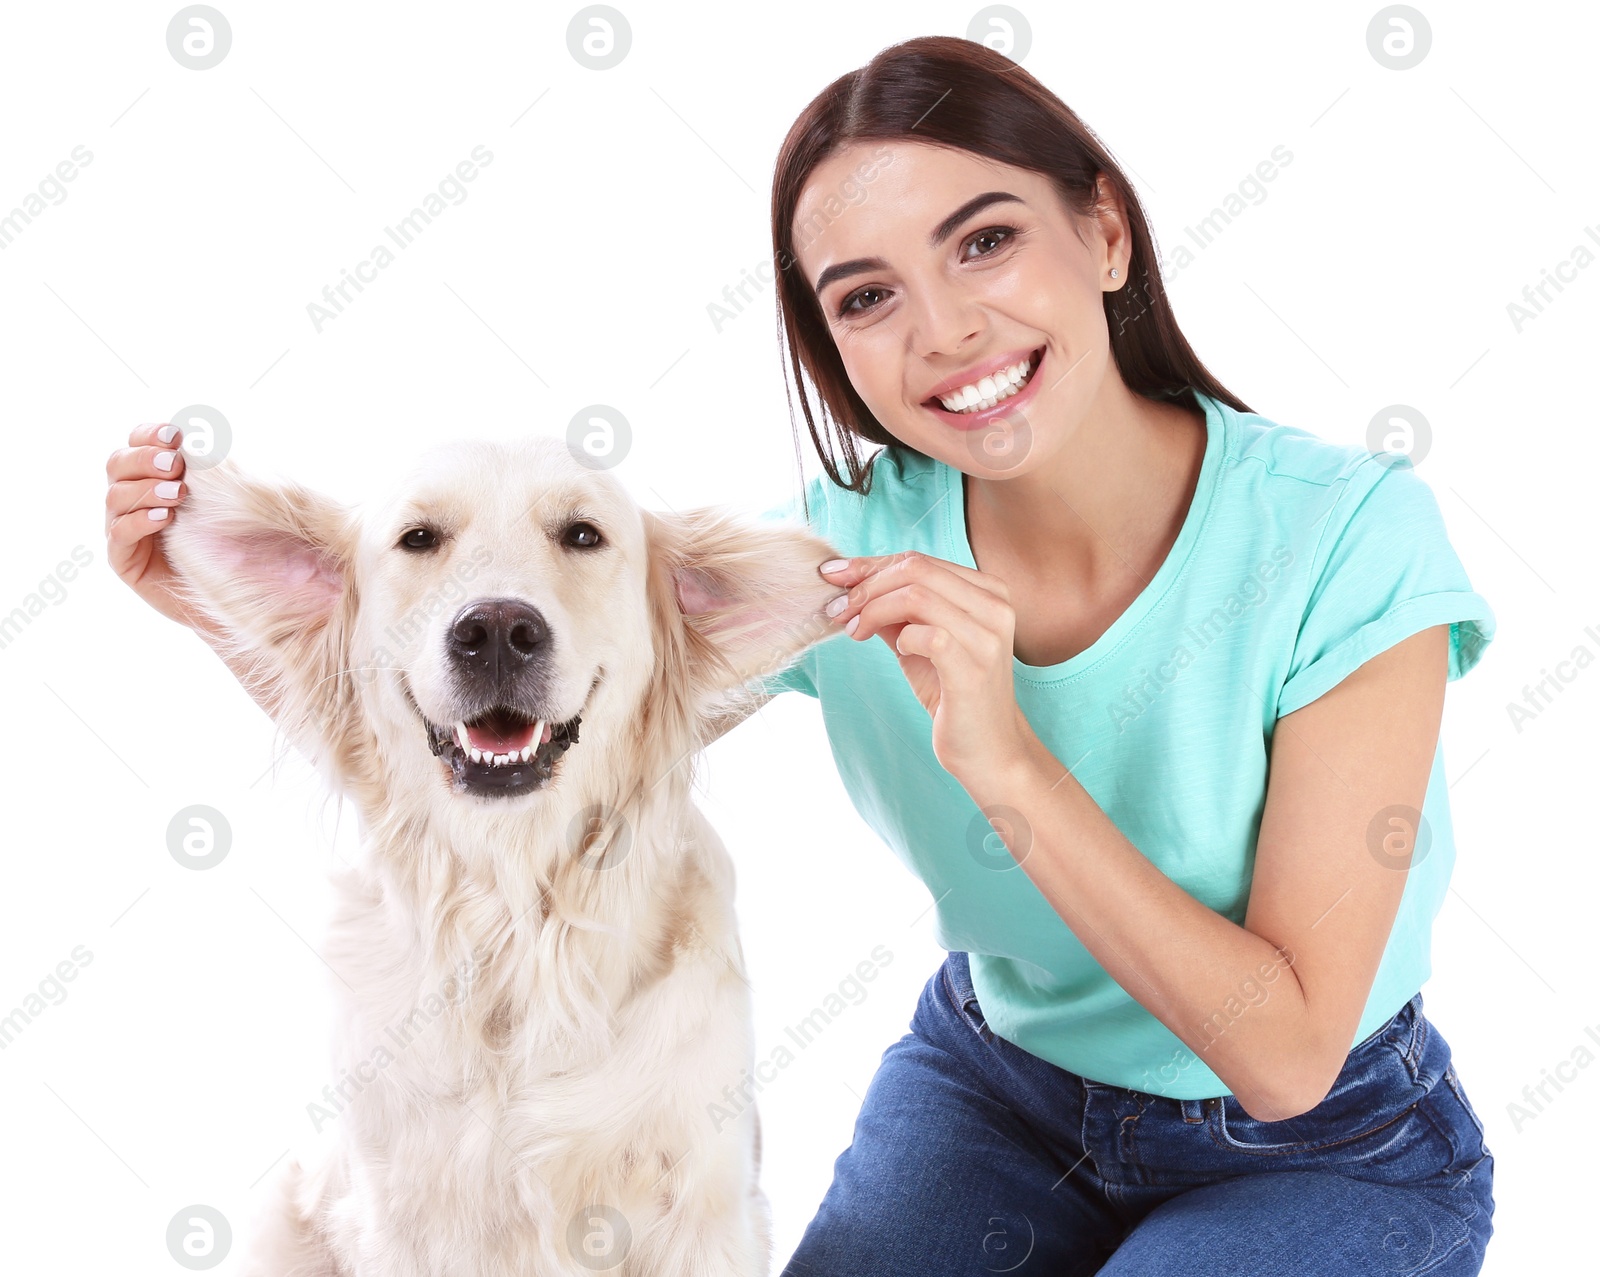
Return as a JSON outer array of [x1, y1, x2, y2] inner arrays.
[[447, 598, 551, 680]]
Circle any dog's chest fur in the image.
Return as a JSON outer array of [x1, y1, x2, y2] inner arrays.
[[310, 812, 757, 1270]]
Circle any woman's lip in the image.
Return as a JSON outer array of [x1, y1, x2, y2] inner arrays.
[[924, 347, 1043, 401], [924, 347, 1048, 430]]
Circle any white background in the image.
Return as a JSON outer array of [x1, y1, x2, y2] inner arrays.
[[1, 1, 1595, 1272]]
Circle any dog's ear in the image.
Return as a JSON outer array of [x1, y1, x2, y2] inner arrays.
[[644, 505, 841, 702], [163, 456, 362, 765]]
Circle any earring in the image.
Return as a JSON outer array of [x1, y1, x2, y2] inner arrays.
[[1110, 268, 1119, 280]]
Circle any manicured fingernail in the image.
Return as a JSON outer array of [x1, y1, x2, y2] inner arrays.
[[154, 450, 176, 472], [845, 615, 860, 635], [825, 592, 848, 617], [154, 480, 180, 498], [147, 506, 169, 521], [157, 424, 178, 443], [820, 559, 850, 574]]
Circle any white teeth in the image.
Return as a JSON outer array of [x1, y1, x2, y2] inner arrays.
[[936, 357, 1036, 416], [452, 716, 551, 767]]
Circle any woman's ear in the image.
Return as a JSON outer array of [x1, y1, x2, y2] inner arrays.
[[644, 505, 842, 700]]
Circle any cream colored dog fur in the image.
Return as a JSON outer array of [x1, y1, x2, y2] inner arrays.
[[160, 436, 838, 1275]]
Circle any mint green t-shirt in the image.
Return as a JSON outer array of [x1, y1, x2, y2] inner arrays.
[[754, 388, 1495, 1100]]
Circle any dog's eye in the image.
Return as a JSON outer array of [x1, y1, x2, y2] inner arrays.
[[399, 527, 439, 551], [565, 522, 603, 550]]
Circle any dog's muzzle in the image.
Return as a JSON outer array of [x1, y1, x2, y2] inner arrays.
[[400, 596, 598, 799]]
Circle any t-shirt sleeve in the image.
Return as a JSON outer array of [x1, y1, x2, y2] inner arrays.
[[748, 483, 821, 700], [1275, 455, 1495, 719]]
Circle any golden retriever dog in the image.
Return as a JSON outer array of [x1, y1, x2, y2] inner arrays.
[[157, 435, 839, 1276]]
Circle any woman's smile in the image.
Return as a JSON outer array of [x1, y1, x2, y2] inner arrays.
[[921, 343, 1048, 430]]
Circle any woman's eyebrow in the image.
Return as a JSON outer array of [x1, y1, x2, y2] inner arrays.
[[813, 256, 886, 296], [810, 191, 1027, 296], [927, 191, 1024, 247]]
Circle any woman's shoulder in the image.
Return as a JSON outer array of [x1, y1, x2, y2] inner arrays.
[[1215, 396, 1379, 494], [1208, 395, 1452, 552], [1198, 394, 1472, 616], [767, 444, 939, 537]]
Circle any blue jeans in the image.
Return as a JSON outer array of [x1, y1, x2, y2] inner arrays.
[[782, 951, 1494, 1276]]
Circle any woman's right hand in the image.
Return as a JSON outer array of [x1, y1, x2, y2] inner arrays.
[[105, 422, 206, 632]]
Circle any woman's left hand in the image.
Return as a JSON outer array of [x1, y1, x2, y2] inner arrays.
[[822, 551, 1034, 789]]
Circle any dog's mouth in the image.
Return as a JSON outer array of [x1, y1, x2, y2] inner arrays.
[[403, 675, 599, 800]]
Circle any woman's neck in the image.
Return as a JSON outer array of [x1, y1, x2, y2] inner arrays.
[[962, 383, 1206, 595]]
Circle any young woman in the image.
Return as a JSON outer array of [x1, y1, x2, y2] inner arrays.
[[744, 34, 1496, 1277], [104, 33, 1497, 1277]]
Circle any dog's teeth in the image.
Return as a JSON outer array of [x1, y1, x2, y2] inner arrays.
[[455, 721, 471, 751], [469, 747, 483, 763], [534, 719, 547, 747], [519, 744, 533, 761]]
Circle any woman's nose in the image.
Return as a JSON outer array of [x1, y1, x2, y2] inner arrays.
[[904, 281, 984, 361]]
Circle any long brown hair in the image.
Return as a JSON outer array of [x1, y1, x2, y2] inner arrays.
[[770, 34, 1250, 498]]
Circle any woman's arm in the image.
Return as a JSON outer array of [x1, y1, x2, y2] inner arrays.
[[971, 624, 1450, 1122], [823, 547, 1451, 1122]]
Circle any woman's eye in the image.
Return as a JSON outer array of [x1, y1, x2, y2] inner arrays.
[[565, 521, 603, 549], [399, 527, 438, 551], [963, 225, 1016, 259], [838, 285, 889, 318]]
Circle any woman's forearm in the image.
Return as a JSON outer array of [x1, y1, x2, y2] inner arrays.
[[965, 724, 1312, 1121]]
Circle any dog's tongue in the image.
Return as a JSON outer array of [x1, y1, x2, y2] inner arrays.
[[465, 715, 539, 754]]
